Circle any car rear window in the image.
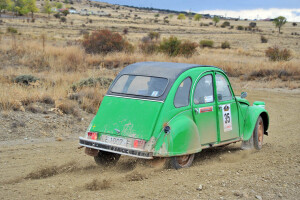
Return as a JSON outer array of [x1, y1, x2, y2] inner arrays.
[[110, 75, 168, 97]]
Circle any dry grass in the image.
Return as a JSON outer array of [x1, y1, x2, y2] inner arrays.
[[85, 179, 112, 191], [0, 37, 299, 113], [0, 5, 299, 113]]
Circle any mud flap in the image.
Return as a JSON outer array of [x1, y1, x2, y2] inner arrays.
[[85, 147, 99, 156], [241, 134, 254, 150]]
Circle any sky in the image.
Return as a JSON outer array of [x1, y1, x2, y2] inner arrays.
[[99, 0, 300, 22]]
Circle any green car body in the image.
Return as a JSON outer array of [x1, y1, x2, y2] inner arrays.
[[79, 62, 269, 165]]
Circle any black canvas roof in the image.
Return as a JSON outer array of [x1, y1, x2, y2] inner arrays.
[[118, 62, 202, 80], [107, 62, 221, 101]]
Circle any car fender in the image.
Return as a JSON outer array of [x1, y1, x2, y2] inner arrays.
[[243, 106, 269, 141], [153, 110, 201, 157]]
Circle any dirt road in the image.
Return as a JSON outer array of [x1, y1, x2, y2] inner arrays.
[[0, 90, 299, 200]]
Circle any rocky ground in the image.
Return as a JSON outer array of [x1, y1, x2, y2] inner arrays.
[[0, 89, 299, 200]]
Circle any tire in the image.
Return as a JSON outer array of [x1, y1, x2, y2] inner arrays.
[[253, 116, 264, 150], [241, 116, 264, 150], [169, 154, 195, 169], [94, 150, 121, 166]]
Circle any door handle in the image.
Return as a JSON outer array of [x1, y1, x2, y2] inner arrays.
[[218, 106, 222, 110], [194, 108, 199, 114]]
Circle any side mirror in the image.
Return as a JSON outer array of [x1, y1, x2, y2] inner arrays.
[[241, 92, 247, 99]]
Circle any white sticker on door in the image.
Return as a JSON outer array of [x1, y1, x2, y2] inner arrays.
[[222, 104, 232, 132]]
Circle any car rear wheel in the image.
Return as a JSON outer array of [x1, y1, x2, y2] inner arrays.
[[94, 150, 121, 166], [169, 154, 195, 169], [253, 116, 264, 150]]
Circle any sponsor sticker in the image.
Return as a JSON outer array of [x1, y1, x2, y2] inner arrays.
[[222, 104, 232, 132], [204, 95, 213, 103], [199, 106, 213, 113]]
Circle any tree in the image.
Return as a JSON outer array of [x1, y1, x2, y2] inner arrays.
[[14, 0, 29, 16], [5, 0, 14, 12], [213, 16, 220, 26], [177, 13, 186, 22], [25, 0, 38, 19], [0, 0, 8, 17], [194, 14, 202, 22], [55, 2, 63, 9], [273, 16, 287, 33], [43, 0, 52, 18], [0, 0, 7, 17]]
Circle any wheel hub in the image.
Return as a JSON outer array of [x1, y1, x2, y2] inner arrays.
[[258, 120, 264, 146]]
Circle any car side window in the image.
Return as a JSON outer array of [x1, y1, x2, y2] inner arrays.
[[174, 77, 192, 108], [216, 74, 232, 101], [194, 75, 214, 104]]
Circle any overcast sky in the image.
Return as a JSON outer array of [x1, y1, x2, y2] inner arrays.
[[99, 0, 300, 21]]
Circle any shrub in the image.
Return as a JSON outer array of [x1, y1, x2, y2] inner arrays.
[[82, 29, 132, 54], [60, 17, 67, 23], [249, 22, 256, 28], [159, 36, 197, 57], [62, 10, 69, 16], [40, 95, 55, 104], [14, 75, 39, 85], [221, 41, 230, 49], [123, 28, 128, 35], [57, 100, 77, 115], [148, 31, 160, 40], [222, 21, 230, 27], [265, 46, 292, 61], [54, 13, 61, 19], [71, 77, 113, 91], [7, 27, 18, 34], [199, 40, 214, 48], [236, 25, 244, 30], [178, 40, 198, 58], [139, 42, 159, 54], [261, 35, 268, 43], [159, 36, 181, 57]]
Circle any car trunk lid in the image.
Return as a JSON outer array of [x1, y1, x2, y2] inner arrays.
[[90, 96, 163, 141]]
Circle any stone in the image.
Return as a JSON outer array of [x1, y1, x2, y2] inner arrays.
[[196, 184, 203, 191]]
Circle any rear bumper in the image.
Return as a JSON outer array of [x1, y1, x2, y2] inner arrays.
[[79, 137, 153, 159]]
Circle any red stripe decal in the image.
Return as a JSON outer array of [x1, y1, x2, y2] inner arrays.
[[199, 106, 213, 113]]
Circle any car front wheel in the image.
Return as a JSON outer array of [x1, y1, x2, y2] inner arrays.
[[94, 150, 121, 166], [253, 116, 264, 150], [241, 116, 264, 150], [169, 154, 195, 169]]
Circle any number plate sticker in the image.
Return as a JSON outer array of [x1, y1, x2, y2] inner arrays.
[[222, 104, 232, 132], [101, 135, 128, 147]]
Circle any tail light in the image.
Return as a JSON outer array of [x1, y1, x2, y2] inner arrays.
[[133, 139, 145, 149], [87, 132, 98, 140]]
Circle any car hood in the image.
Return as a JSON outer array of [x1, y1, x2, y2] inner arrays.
[[90, 95, 163, 141]]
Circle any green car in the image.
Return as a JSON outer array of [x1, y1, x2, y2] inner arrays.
[[79, 62, 269, 169]]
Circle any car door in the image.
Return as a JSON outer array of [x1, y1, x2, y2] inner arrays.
[[215, 72, 240, 142], [192, 72, 218, 145]]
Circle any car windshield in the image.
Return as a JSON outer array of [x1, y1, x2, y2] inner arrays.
[[111, 75, 168, 97]]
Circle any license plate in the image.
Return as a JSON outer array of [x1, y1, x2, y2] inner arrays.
[[101, 135, 128, 147]]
